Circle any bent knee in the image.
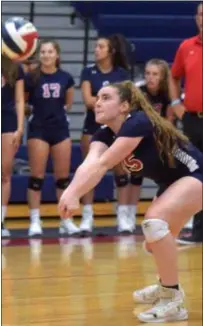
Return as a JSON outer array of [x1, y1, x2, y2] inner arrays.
[[141, 218, 170, 243]]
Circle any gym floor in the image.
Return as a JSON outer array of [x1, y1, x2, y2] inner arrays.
[[2, 210, 202, 326]]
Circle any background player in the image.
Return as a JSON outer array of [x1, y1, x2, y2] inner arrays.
[[2, 55, 25, 237], [80, 34, 133, 234], [59, 81, 202, 323], [25, 40, 76, 236]]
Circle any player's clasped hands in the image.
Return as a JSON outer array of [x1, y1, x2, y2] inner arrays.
[[58, 189, 80, 219]]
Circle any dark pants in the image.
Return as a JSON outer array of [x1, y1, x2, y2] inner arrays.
[[183, 112, 203, 240]]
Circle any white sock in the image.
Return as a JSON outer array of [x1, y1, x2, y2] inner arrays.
[[128, 205, 137, 218], [117, 205, 128, 217], [82, 205, 93, 219], [30, 209, 40, 223], [128, 205, 137, 229], [2, 206, 7, 223]]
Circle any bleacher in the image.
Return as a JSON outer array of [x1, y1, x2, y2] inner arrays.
[[72, 1, 199, 62]]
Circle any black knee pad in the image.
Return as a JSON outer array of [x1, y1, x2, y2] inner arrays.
[[130, 175, 143, 186], [56, 178, 70, 190], [114, 174, 129, 187], [28, 177, 44, 191]]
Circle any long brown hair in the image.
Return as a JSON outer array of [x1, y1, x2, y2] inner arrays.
[[145, 58, 170, 96], [98, 34, 130, 70], [1, 55, 19, 87], [31, 39, 61, 84], [112, 81, 189, 167]]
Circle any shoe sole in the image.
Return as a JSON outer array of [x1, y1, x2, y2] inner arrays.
[[118, 230, 133, 235], [28, 232, 43, 237], [136, 309, 188, 323], [2, 232, 11, 238], [80, 230, 92, 237], [59, 228, 79, 236]]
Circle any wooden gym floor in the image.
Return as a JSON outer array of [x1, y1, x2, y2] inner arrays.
[[2, 203, 202, 326]]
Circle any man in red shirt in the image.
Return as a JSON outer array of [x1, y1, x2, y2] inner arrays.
[[169, 2, 203, 244]]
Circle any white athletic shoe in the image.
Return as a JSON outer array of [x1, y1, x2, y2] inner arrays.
[[117, 215, 133, 233], [59, 219, 80, 235], [133, 282, 185, 304], [1, 223, 10, 237], [79, 216, 93, 233], [136, 286, 188, 323], [133, 284, 160, 304], [28, 221, 43, 237], [129, 217, 136, 232]]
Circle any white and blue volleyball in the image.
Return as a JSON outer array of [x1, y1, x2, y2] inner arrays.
[[2, 17, 39, 61]]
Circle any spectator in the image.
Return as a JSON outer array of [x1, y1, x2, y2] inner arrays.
[[23, 56, 39, 74]]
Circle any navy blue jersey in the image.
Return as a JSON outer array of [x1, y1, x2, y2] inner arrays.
[[139, 84, 170, 117], [80, 64, 130, 99], [81, 64, 130, 134], [25, 69, 74, 126], [2, 65, 24, 112], [92, 111, 203, 185]]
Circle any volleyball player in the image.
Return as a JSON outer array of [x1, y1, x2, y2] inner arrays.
[[25, 40, 77, 236], [2, 55, 25, 237], [80, 34, 133, 233], [59, 81, 202, 322]]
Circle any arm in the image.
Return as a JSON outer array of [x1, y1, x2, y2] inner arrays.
[[59, 137, 142, 218], [68, 137, 142, 197], [64, 86, 74, 111], [168, 73, 182, 101], [15, 79, 25, 134], [166, 105, 175, 123], [168, 42, 186, 120], [81, 81, 97, 109], [168, 73, 186, 120]]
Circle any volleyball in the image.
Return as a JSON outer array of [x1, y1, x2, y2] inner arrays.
[[2, 17, 39, 61]]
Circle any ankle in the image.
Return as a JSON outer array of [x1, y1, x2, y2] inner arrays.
[[30, 208, 40, 223], [161, 284, 179, 291], [2, 205, 7, 223], [82, 205, 93, 219]]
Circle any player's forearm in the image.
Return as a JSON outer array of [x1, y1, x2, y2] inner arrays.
[[85, 96, 97, 110], [66, 159, 108, 199], [16, 100, 25, 132], [168, 73, 181, 100]]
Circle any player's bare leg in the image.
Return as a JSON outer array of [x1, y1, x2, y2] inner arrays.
[[134, 176, 202, 322]]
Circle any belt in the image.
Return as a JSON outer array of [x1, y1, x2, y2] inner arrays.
[[188, 112, 203, 118], [197, 112, 203, 118]]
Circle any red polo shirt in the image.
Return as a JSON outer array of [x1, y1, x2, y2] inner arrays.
[[171, 35, 202, 113]]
